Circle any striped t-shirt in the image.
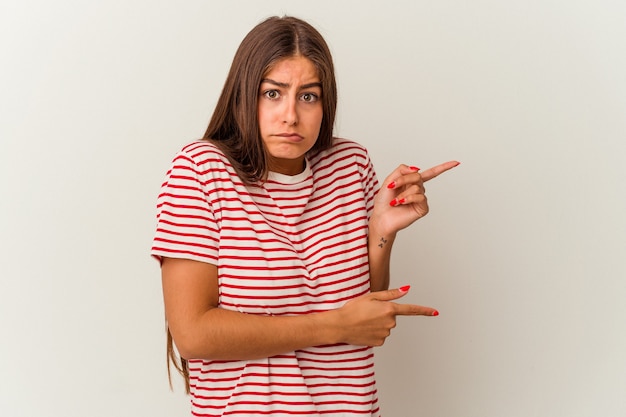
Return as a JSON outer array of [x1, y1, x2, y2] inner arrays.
[[152, 137, 381, 416]]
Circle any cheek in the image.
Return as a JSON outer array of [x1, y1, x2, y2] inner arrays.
[[312, 109, 324, 133], [257, 106, 274, 133]]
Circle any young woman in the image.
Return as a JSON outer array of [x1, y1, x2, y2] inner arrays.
[[152, 15, 458, 416]]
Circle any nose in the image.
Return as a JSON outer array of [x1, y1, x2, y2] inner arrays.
[[282, 97, 298, 126]]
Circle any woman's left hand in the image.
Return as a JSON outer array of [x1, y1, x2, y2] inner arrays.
[[370, 161, 460, 236]]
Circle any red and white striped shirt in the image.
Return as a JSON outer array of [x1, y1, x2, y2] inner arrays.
[[152, 138, 381, 416]]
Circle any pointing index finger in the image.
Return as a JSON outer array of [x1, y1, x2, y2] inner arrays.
[[420, 160, 460, 182], [393, 303, 439, 317]]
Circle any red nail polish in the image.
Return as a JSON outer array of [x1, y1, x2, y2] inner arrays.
[[399, 285, 411, 292], [409, 166, 420, 171], [432, 310, 439, 316], [387, 181, 396, 189], [398, 198, 406, 204], [390, 199, 398, 207]]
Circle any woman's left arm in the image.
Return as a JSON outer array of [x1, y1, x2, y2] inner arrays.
[[368, 161, 460, 292]]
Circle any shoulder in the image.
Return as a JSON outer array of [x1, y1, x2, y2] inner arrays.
[[329, 137, 369, 155], [310, 137, 372, 168], [176, 140, 228, 164], [167, 140, 235, 173], [162, 140, 243, 190], [312, 137, 370, 160]]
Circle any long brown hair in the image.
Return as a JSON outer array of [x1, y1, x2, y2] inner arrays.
[[166, 323, 189, 393], [203, 15, 338, 184], [166, 15, 338, 393]]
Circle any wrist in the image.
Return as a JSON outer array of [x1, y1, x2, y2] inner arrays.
[[368, 214, 397, 242], [313, 308, 344, 345], [368, 220, 396, 250]]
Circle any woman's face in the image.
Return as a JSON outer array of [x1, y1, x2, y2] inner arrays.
[[257, 56, 323, 175]]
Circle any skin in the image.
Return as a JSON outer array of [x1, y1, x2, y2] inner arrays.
[[162, 55, 460, 361]]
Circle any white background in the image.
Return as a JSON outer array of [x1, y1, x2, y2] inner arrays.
[[1, 1, 625, 416]]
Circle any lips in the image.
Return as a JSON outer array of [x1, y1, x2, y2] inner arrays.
[[275, 133, 304, 141]]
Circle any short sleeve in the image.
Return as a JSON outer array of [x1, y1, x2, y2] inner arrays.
[[360, 148, 380, 218], [151, 151, 219, 265]]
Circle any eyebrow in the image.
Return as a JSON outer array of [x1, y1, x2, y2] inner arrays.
[[261, 78, 322, 90]]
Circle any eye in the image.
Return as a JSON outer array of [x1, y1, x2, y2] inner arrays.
[[300, 92, 319, 103], [262, 89, 280, 100]]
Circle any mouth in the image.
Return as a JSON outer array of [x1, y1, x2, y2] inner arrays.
[[275, 133, 304, 141]]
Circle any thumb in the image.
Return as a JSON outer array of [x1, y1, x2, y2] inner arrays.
[[371, 285, 411, 302]]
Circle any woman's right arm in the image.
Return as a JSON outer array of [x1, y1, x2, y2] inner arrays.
[[162, 257, 437, 361]]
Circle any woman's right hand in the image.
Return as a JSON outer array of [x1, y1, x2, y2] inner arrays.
[[333, 286, 438, 347]]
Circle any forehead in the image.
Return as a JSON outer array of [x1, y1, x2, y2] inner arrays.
[[263, 56, 320, 81]]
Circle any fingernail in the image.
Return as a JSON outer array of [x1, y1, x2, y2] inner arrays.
[[453, 161, 461, 167], [432, 310, 439, 316], [399, 285, 411, 293], [409, 166, 420, 171], [387, 181, 396, 189], [398, 198, 406, 205], [390, 198, 398, 207]]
